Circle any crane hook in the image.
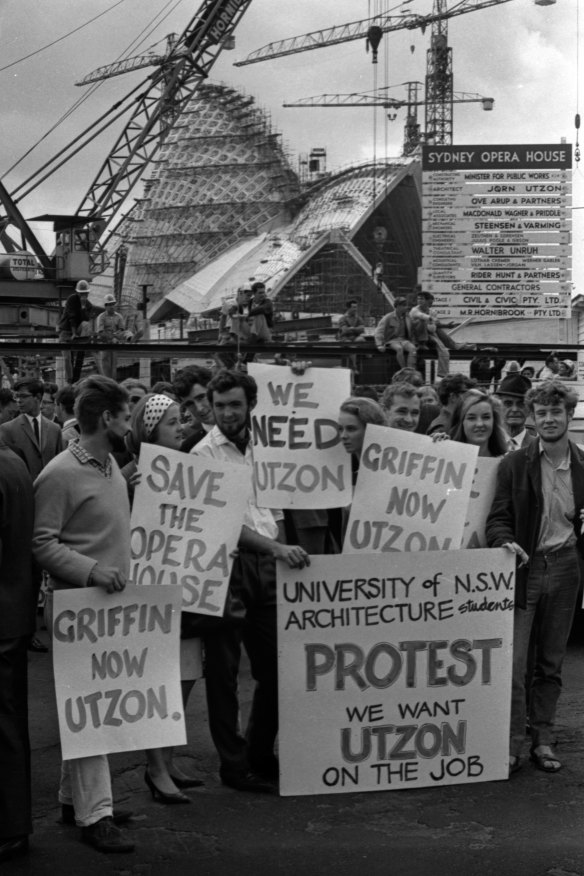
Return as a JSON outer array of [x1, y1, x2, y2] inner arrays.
[[366, 25, 383, 64]]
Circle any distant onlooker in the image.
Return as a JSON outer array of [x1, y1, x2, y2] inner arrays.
[[410, 290, 453, 377], [0, 389, 17, 425], [338, 299, 366, 343], [537, 354, 560, 379], [58, 280, 94, 383], [248, 283, 273, 344], [374, 298, 416, 368], [55, 386, 80, 447], [353, 385, 379, 403], [172, 366, 214, 451], [41, 382, 59, 423], [427, 372, 477, 435], [392, 367, 424, 388], [120, 379, 149, 411]]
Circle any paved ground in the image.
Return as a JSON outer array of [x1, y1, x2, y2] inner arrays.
[[6, 621, 584, 876]]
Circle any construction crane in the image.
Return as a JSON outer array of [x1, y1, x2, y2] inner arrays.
[[236, 0, 554, 147], [284, 82, 494, 155], [0, 0, 254, 296]]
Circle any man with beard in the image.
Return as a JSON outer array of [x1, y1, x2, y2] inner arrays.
[[486, 379, 584, 776], [32, 376, 135, 854], [193, 369, 309, 792]]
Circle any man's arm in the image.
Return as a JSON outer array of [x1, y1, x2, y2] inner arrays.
[[239, 524, 309, 569], [485, 459, 529, 564]]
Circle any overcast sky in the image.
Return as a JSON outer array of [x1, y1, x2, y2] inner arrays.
[[0, 0, 581, 287]]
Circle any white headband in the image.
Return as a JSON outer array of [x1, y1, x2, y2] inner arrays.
[[143, 394, 174, 438]]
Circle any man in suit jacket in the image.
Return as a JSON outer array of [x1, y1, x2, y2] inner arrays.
[[486, 379, 584, 776], [0, 378, 63, 481], [495, 372, 537, 450]]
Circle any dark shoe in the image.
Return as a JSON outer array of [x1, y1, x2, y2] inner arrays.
[[530, 746, 562, 773], [248, 755, 279, 782], [0, 836, 29, 862], [144, 769, 191, 804], [221, 770, 275, 793], [168, 773, 205, 789], [62, 803, 133, 826], [81, 817, 135, 854], [28, 636, 48, 653]]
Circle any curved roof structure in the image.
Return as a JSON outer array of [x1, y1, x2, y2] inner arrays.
[[151, 156, 422, 323]]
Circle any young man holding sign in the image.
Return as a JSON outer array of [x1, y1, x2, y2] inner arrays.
[[33, 376, 135, 854], [193, 369, 310, 792], [487, 379, 584, 775]]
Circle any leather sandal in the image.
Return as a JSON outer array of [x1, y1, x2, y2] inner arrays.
[[530, 746, 562, 773]]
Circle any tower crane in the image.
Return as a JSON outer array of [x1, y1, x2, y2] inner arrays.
[[0, 0, 254, 297], [283, 82, 494, 156], [236, 0, 554, 147]]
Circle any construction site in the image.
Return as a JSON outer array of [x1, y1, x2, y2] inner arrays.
[[0, 0, 577, 381]]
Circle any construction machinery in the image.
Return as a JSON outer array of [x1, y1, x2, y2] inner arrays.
[[0, 0, 254, 323]]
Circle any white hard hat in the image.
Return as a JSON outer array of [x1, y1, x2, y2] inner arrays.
[[75, 280, 90, 293], [103, 294, 117, 305]]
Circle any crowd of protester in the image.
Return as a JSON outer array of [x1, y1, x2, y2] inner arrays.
[[1, 350, 582, 860]]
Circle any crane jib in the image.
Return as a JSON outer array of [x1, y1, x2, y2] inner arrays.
[[207, 0, 245, 43]]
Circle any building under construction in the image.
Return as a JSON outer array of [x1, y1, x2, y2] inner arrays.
[[104, 82, 422, 329]]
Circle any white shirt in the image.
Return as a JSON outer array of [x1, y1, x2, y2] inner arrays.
[[25, 413, 41, 442], [191, 425, 280, 540], [507, 428, 528, 451]]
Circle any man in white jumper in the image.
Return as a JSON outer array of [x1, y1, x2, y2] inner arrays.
[[33, 376, 135, 854]]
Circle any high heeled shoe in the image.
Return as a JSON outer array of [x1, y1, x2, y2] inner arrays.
[[144, 770, 191, 804], [168, 773, 204, 789]]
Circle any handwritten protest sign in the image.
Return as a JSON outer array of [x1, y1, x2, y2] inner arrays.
[[344, 426, 478, 553], [277, 549, 514, 796], [53, 585, 185, 760], [462, 458, 501, 549], [130, 444, 251, 616], [248, 363, 352, 509]]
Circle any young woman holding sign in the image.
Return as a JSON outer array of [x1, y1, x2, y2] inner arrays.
[[338, 397, 387, 473], [123, 393, 204, 804]]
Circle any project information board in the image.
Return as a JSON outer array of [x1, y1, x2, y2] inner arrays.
[[420, 144, 572, 320]]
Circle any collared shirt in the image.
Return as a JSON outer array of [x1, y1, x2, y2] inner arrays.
[[25, 413, 41, 442], [507, 428, 528, 451], [192, 425, 280, 540], [537, 441, 576, 553], [68, 440, 113, 479]]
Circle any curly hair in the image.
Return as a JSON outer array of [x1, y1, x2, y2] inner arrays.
[[526, 378, 578, 413]]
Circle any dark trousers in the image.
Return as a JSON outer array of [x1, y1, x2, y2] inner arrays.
[[0, 636, 32, 838], [203, 551, 278, 778]]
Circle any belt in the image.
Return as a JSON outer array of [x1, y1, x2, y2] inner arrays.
[[533, 544, 577, 563]]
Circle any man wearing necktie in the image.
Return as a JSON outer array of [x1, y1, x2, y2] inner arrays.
[[0, 378, 63, 481], [495, 373, 537, 451]]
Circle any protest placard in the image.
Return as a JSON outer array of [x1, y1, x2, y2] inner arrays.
[[344, 427, 478, 553], [130, 444, 251, 616], [462, 457, 501, 549], [53, 584, 185, 760], [248, 363, 352, 509], [277, 549, 514, 796]]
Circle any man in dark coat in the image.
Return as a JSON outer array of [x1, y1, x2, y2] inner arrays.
[[0, 378, 63, 482], [486, 379, 584, 775], [0, 445, 36, 862]]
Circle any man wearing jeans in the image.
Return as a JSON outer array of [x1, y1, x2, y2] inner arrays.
[[486, 379, 584, 775]]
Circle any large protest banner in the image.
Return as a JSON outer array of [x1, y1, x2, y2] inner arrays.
[[277, 549, 514, 796], [462, 457, 501, 549], [130, 444, 251, 616], [53, 585, 185, 760], [344, 426, 478, 553], [248, 363, 352, 509]]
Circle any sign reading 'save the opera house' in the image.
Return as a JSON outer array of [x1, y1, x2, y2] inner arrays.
[[420, 144, 572, 320]]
